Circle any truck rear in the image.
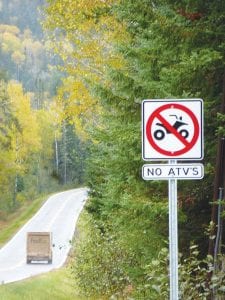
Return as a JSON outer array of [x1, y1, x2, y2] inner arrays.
[[26, 232, 52, 264]]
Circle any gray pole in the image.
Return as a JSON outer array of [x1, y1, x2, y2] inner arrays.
[[169, 159, 179, 300]]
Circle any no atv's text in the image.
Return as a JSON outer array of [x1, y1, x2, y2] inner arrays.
[[142, 164, 204, 180]]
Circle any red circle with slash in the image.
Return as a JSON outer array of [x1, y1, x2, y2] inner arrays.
[[146, 103, 199, 156]]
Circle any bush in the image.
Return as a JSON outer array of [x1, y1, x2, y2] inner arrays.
[[136, 244, 225, 300], [72, 212, 225, 299], [72, 213, 133, 299]]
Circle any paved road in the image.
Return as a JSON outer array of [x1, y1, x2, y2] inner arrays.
[[0, 188, 88, 284]]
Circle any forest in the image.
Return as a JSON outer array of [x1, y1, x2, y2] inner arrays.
[[1, 0, 225, 299], [0, 0, 87, 216]]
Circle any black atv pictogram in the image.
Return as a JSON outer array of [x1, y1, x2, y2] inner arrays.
[[153, 115, 189, 141]]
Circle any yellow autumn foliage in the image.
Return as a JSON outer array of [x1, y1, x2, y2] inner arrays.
[[44, 0, 129, 139], [7, 82, 41, 167]]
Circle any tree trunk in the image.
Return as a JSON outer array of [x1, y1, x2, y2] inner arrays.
[[12, 175, 18, 207], [63, 122, 67, 185], [55, 132, 59, 176]]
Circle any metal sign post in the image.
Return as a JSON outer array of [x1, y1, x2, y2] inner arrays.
[[169, 160, 178, 300]]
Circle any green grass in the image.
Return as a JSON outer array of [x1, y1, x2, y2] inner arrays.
[[0, 195, 49, 247], [0, 267, 84, 300]]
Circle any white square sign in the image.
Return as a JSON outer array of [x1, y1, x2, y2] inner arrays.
[[142, 99, 204, 161]]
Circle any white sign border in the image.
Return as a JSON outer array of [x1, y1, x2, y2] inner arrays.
[[142, 99, 204, 161]]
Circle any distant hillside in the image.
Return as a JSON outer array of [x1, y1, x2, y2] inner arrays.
[[0, 0, 45, 38], [0, 0, 62, 98]]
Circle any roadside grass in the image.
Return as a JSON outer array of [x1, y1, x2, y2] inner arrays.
[[0, 194, 49, 247], [0, 267, 84, 300]]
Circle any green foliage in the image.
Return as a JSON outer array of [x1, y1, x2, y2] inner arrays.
[[72, 212, 132, 298], [137, 247, 169, 299], [216, 113, 225, 137], [57, 122, 87, 185], [73, 211, 225, 299], [72, 195, 167, 297], [83, 0, 225, 295], [44, 0, 225, 297], [137, 244, 225, 300]]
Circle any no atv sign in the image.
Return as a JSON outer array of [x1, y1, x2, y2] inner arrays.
[[142, 99, 204, 300], [142, 99, 203, 160]]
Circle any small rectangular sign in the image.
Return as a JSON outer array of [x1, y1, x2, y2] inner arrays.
[[142, 163, 204, 180]]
